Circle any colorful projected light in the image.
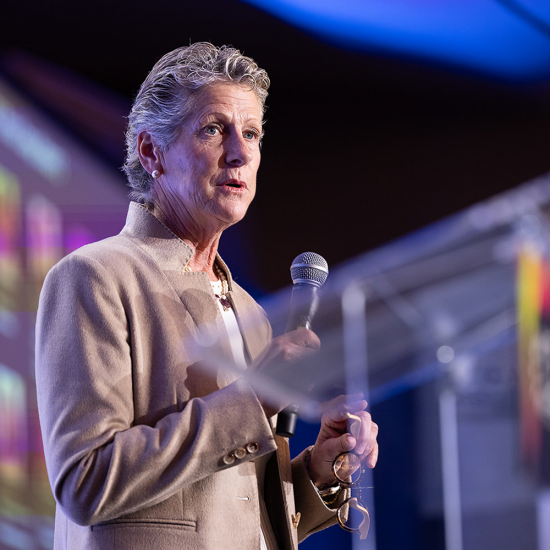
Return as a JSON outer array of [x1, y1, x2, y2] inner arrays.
[[0, 75, 128, 549], [0, 167, 21, 315], [0, 364, 27, 481]]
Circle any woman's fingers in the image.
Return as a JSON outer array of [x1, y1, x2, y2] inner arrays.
[[247, 329, 321, 416], [343, 411, 379, 467], [366, 432, 379, 469], [285, 327, 321, 350]]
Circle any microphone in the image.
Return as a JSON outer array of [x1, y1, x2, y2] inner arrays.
[[276, 252, 329, 437]]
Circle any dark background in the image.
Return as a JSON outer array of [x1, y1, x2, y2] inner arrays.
[[2, 0, 549, 293]]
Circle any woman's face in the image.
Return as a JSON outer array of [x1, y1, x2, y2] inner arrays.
[[155, 83, 262, 236]]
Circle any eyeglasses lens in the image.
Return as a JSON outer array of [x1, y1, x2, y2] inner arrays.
[[338, 497, 370, 539], [333, 452, 362, 485]]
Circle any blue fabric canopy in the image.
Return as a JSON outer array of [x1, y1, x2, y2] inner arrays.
[[242, 0, 550, 79]]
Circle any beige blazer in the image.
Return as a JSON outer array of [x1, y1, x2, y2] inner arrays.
[[36, 202, 340, 550]]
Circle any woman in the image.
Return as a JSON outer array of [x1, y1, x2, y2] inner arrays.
[[36, 43, 378, 550]]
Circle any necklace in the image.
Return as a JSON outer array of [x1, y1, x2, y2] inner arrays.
[[213, 263, 232, 311], [184, 262, 232, 311]]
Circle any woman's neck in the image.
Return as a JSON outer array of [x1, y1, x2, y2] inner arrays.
[[152, 203, 223, 282], [186, 245, 221, 281]]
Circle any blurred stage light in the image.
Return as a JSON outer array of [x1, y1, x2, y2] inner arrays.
[[242, 0, 550, 79]]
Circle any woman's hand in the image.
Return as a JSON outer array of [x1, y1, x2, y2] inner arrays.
[[307, 394, 379, 489], [246, 328, 320, 418]]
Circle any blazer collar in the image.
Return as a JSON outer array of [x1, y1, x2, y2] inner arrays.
[[121, 202, 234, 289]]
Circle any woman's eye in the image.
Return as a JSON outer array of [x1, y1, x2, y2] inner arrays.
[[244, 130, 259, 140], [204, 126, 219, 136]]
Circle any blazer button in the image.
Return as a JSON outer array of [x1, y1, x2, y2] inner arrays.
[[246, 442, 259, 454], [234, 447, 247, 460], [223, 452, 236, 465]]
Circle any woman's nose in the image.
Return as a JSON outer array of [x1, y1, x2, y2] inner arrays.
[[225, 135, 253, 167]]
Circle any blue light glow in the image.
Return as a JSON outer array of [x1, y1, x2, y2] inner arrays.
[[242, 0, 550, 79]]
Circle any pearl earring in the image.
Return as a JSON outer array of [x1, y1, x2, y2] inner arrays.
[[152, 170, 161, 178]]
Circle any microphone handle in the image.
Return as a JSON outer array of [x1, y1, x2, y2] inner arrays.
[[276, 283, 319, 437], [284, 283, 319, 333]]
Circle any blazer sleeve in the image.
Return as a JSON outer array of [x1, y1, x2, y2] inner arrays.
[[35, 253, 277, 527], [291, 449, 348, 541]]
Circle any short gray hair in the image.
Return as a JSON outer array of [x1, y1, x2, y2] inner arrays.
[[123, 42, 270, 206]]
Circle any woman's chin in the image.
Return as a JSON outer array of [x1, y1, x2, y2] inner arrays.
[[209, 202, 250, 228]]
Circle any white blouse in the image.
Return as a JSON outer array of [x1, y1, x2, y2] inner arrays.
[[210, 280, 279, 550]]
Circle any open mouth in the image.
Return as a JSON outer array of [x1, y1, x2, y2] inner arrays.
[[220, 179, 246, 190]]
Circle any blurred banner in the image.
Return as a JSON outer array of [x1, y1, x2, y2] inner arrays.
[[0, 76, 128, 550]]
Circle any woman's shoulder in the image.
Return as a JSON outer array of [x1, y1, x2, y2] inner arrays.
[[46, 233, 148, 284]]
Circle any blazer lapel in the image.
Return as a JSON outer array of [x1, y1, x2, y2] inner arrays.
[[120, 203, 236, 386]]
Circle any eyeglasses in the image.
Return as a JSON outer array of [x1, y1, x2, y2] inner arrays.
[[332, 451, 372, 540]]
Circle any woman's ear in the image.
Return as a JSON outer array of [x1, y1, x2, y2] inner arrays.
[[137, 131, 162, 175]]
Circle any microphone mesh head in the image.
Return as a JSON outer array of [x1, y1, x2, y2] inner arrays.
[[290, 252, 329, 287]]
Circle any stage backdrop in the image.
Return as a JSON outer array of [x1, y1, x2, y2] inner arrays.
[[0, 76, 128, 550]]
